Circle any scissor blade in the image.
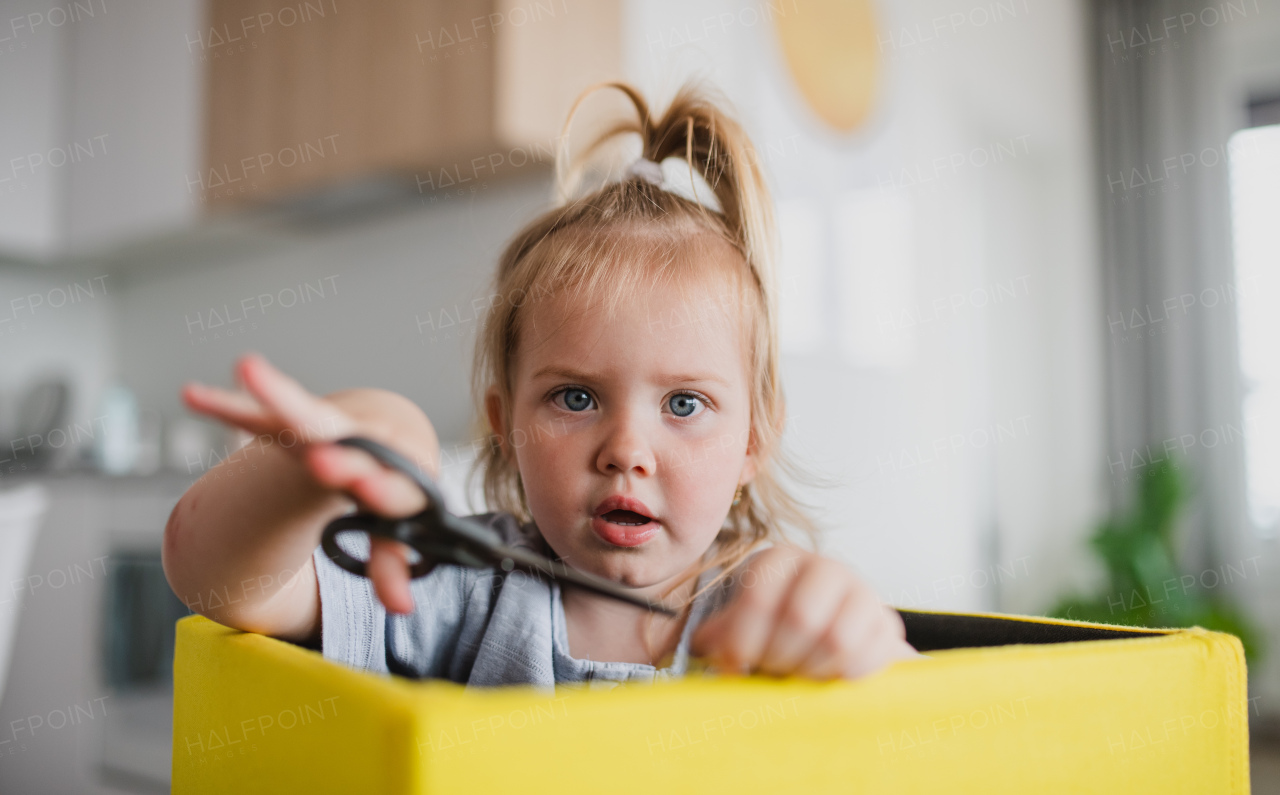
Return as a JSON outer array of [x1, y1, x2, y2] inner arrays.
[[331, 437, 679, 617], [496, 544, 680, 617]]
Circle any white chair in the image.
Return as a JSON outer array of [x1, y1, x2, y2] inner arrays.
[[0, 483, 48, 705]]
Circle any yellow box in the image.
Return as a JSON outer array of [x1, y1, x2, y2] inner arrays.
[[171, 610, 1249, 793]]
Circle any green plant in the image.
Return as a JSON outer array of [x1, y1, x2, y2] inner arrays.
[[1048, 459, 1263, 662]]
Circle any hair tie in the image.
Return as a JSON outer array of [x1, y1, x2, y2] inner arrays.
[[625, 157, 664, 187]]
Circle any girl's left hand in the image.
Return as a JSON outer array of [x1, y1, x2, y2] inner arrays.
[[690, 546, 919, 680]]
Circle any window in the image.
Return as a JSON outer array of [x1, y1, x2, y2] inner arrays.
[[1227, 117, 1280, 536]]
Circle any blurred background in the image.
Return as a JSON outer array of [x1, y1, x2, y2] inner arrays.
[[0, 0, 1277, 790]]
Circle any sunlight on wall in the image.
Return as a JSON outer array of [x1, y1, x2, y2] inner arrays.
[[833, 189, 915, 369], [1228, 124, 1280, 537]]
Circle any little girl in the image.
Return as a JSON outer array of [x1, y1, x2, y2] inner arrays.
[[163, 82, 917, 688]]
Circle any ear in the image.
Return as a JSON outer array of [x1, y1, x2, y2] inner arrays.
[[740, 395, 786, 486], [739, 425, 759, 486], [484, 387, 507, 459]]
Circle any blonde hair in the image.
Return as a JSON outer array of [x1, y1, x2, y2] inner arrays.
[[469, 81, 823, 614]]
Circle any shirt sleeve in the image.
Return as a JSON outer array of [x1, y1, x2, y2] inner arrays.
[[311, 511, 533, 679], [313, 543, 388, 673]]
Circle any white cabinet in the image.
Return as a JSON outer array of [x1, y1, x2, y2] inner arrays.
[[0, 0, 204, 261], [0, 474, 189, 794]]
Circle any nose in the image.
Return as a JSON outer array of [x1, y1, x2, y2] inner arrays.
[[595, 405, 656, 477]]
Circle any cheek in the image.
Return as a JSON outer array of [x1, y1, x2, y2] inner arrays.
[[514, 408, 580, 454], [510, 415, 581, 503], [663, 433, 749, 524], [674, 422, 750, 473]]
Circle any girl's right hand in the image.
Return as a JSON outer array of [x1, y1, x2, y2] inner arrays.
[[181, 352, 437, 615]]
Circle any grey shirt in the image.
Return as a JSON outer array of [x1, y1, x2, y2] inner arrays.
[[312, 511, 736, 690]]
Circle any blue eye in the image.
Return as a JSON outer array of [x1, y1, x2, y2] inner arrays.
[[554, 388, 594, 412], [668, 393, 705, 418]]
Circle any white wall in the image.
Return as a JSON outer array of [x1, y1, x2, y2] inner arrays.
[[0, 268, 118, 467], [623, 0, 1105, 614], [111, 177, 553, 468]]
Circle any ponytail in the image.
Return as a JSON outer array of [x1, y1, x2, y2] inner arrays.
[[556, 83, 778, 285]]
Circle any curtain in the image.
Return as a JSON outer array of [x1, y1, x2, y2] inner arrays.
[[1092, 0, 1249, 570]]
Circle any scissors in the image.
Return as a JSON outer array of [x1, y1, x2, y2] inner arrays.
[[319, 437, 678, 620]]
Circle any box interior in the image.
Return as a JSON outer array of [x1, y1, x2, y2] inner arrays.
[[898, 609, 1168, 652]]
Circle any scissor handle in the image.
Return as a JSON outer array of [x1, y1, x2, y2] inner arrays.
[[319, 437, 485, 579], [321, 513, 438, 578]]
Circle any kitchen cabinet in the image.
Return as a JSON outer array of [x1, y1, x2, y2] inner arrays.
[[201, 0, 623, 209], [0, 0, 621, 263]]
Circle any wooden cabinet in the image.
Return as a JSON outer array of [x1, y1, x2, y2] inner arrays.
[[200, 0, 622, 209]]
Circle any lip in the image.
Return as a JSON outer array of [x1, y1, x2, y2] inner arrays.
[[593, 494, 657, 520], [591, 495, 660, 548]]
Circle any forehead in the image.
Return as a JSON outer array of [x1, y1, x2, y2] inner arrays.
[[513, 264, 751, 388]]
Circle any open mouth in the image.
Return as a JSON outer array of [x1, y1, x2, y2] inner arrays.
[[591, 507, 660, 547], [600, 509, 653, 526]]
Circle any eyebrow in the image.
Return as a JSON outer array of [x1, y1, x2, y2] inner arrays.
[[530, 365, 731, 388]]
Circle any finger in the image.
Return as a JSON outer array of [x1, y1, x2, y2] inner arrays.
[[838, 607, 917, 678], [181, 382, 273, 434], [800, 597, 894, 680], [237, 353, 355, 442], [844, 627, 913, 679], [689, 558, 782, 666], [306, 445, 428, 518], [696, 553, 795, 674], [795, 589, 865, 680], [367, 537, 415, 615], [690, 612, 723, 658], [757, 559, 851, 676], [843, 620, 920, 678]]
